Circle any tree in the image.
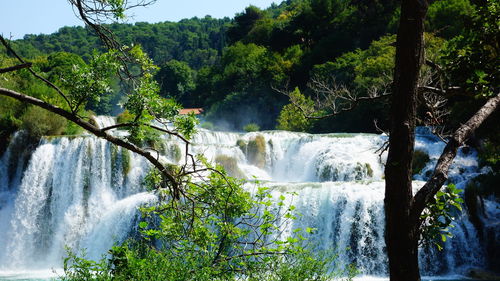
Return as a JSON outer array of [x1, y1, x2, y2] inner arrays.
[[227, 5, 265, 44], [383, 0, 430, 279], [0, 0, 197, 200], [281, 0, 499, 279], [0, 2, 353, 280], [276, 87, 315, 132], [426, 0, 475, 39], [155, 59, 195, 104], [385, 0, 499, 280]]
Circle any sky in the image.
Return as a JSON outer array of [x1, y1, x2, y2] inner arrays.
[[0, 0, 278, 40]]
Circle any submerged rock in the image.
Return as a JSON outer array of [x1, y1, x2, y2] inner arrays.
[[467, 268, 500, 280]]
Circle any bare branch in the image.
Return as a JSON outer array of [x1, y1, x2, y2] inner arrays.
[[410, 92, 500, 227], [68, 0, 154, 48], [0, 86, 182, 199], [275, 75, 392, 120], [0, 35, 73, 109], [0, 63, 32, 74]]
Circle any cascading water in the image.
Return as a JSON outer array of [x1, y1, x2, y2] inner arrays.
[[0, 130, 155, 276], [0, 119, 497, 280]]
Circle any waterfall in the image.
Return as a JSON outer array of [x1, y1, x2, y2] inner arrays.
[[0, 134, 154, 271], [0, 125, 496, 279]]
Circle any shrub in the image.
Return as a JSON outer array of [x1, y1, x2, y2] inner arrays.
[[21, 106, 67, 138], [200, 121, 214, 130], [276, 88, 314, 132], [63, 121, 83, 135], [127, 125, 161, 148], [63, 168, 356, 281], [121, 149, 131, 175], [236, 139, 247, 152], [247, 250, 358, 281], [243, 123, 260, 132], [116, 109, 135, 125]]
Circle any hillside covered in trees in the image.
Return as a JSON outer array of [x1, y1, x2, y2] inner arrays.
[[1, 0, 498, 139]]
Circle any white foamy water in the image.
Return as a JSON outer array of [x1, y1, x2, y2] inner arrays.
[[0, 125, 496, 279], [0, 135, 150, 270]]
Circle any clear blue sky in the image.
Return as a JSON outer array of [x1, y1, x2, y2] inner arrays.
[[0, 0, 278, 40]]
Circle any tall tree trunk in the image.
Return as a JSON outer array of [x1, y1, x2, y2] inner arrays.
[[385, 0, 428, 280]]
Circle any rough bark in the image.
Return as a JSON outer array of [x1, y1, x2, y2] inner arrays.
[[384, 0, 428, 280], [0, 87, 180, 198], [385, 0, 500, 280]]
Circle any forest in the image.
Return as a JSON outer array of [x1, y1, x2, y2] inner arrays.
[[2, 0, 498, 133], [0, 0, 499, 280]]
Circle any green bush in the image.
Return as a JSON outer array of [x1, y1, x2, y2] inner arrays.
[[247, 250, 358, 281], [243, 123, 260, 132], [121, 149, 131, 175], [116, 109, 135, 125], [200, 121, 215, 130], [21, 106, 67, 138], [276, 88, 314, 132], [63, 121, 83, 135], [236, 139, 247, 152], [63, 245, 355, 281], [0, 99, 23, 153], [62, 168, 356, 281]]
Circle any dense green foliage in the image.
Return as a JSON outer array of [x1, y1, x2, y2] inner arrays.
[[11, 17, 229, 69], [276, 88, 314, 132], [243, 123, 261, 132], [5, 0, 496, 134], [441, 0, 499, 99], [0, 51, 83, 148], [155, 59, 196, 104], [420, 184, 464, 251], [63, 168, 356, 280]]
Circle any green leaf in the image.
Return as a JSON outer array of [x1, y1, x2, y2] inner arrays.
[[306, 227, 316, 234]]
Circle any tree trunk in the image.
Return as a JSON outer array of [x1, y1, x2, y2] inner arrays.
[[385, 0, 428, 280]]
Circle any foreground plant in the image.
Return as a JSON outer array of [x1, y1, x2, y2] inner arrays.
[[62, 164, 356, 281]]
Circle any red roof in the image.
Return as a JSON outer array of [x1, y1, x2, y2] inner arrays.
[[179, 108, 204, 115]]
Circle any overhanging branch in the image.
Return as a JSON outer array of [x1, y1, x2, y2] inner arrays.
[[0, 35, 73, 110], [410, 92, 500, 225], [0, 87, 181, 199], [0, 63, 32, 74]]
